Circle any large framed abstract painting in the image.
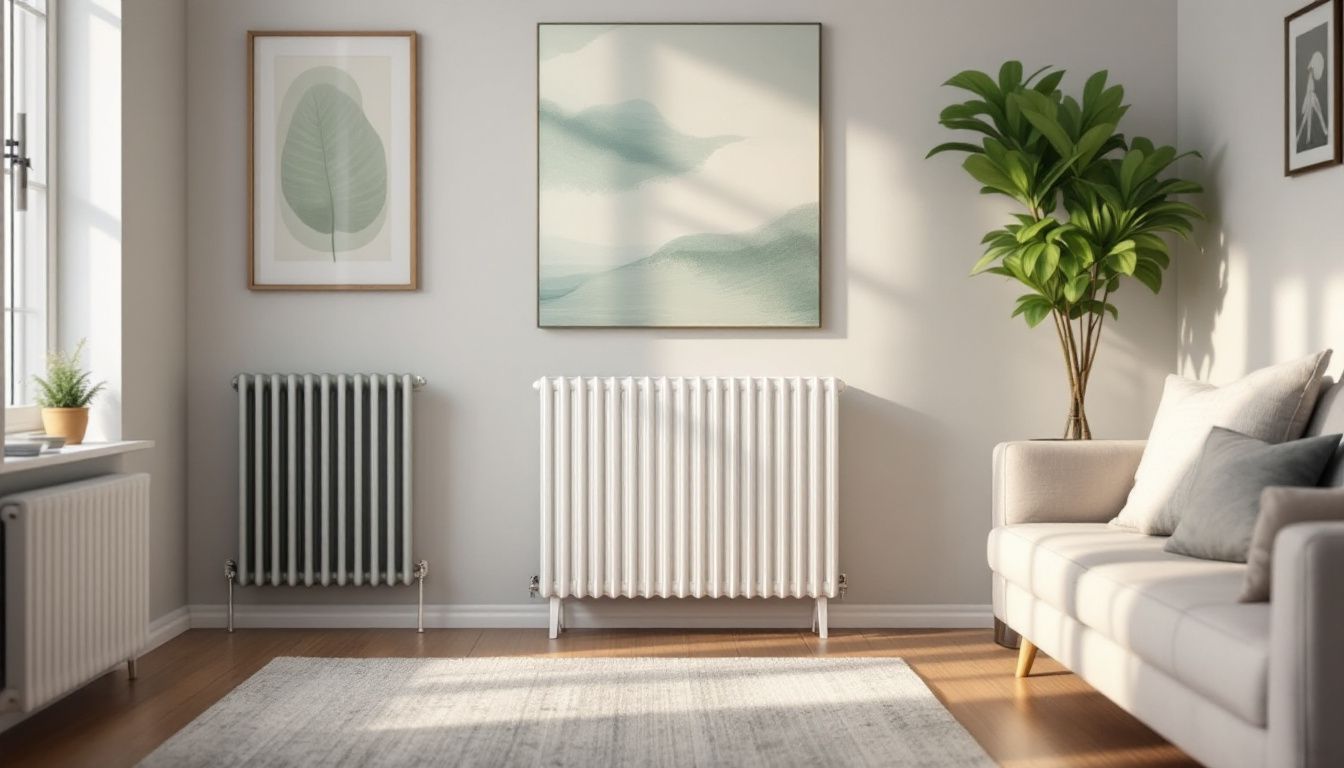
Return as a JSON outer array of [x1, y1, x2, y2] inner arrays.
[[1286, 0, 1342, 175], [250, 32, 418, 290], [537, 23, 821, 327]]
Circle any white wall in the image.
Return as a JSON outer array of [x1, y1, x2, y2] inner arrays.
[[1177, 0, 1344, 381], [185, 0, 1179, 617], [58, 0, 122, 442], [122, 0, 189, 620], [58, 0, 188, 621]]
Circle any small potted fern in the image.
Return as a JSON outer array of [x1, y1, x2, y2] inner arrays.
[[34, 340, 106, 445]]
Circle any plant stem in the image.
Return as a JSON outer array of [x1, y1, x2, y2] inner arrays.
[[1053, 308, 1091, 440]]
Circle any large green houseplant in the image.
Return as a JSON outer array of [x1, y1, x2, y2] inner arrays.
[[929, 62, 1203, 438]]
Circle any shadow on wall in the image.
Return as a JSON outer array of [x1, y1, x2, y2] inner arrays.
[[1178, 144, 1229, 380], [839, 387, 969, 601], [1179, 141, 1344, 381]]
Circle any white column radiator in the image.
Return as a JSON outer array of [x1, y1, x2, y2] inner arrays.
[[227, 373, 428, 631], [533, 376, 844, 639], [2, 474, 150, 713]]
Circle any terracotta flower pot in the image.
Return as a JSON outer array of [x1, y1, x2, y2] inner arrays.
[[41, 407, 90, 445]]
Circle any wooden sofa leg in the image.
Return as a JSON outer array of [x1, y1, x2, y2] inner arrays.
[[1016, 638, 1038, 678]]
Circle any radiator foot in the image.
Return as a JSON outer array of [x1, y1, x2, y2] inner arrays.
[[414, 560, 429, 633], [127, 656, 138, 680], [812, 597, 829, 639], [224, 560, 237, 633], [548, 597, 564, 640]]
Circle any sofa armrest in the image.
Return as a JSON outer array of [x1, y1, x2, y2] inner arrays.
[[992, 440, 1145, 527], [1269, 521, 1344, 768]]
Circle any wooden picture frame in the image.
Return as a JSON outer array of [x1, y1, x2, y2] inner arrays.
[[249, 31, 419, 290], [1286, 0, 1343, 175]]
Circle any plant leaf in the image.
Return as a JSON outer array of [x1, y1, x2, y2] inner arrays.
[[1018, 105, 1073, 158], [1119, 149, 1145, 198], [963, 154, 1025, 200], [1012, 294, 1054, 327], [1033, 69, 1066, 95], [1038, 243, 1061, 280], [1083, 70, 1108, 107], [1133, 260, 1163, 293], [1022, 242, 1047, 275], [1109, 248, 1138, 275], [1107, 239, 1137, 256], [970, 249, 1003, 275], [1064, 273, 1091, 302], [943, 70, 1002, 104], [926, 141, 985, 158]]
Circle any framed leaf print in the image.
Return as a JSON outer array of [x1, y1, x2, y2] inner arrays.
[[249, 32, 418, 290], [537, 23, 821, 327], [1286, 0, 1343, 175]]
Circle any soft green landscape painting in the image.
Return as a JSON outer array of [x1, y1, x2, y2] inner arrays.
[[537, 24, 821, 327]]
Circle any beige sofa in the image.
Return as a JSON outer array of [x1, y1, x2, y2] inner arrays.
[[988, 383, 1344, 768]]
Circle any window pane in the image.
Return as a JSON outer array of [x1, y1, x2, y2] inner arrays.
[[19, 10, 47, 186], [4, 0, 51, 407], [6, 188, 48, 404]]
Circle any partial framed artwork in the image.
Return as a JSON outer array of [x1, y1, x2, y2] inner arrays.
[[249, 31, 418, 290], [537, 23, 821, 328], [1286, 0, 1343, 175]]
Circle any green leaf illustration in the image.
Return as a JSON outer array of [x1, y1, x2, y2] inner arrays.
[[280, 83, 387, 259]]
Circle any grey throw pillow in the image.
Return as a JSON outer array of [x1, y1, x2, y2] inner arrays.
[[1240, 486, 1344, 602], [1164, 428, 1341, 563]]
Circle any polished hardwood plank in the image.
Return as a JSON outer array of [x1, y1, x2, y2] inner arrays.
[[0, 628, 1196, 768]]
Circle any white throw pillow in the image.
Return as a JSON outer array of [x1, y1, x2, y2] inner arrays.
[[1110, 350, 1333, 534]]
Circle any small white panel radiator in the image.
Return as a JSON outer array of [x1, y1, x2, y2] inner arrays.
[[227, 373, 428, 632], [533, 376, 844, 638], [2, 474, 150, 713]]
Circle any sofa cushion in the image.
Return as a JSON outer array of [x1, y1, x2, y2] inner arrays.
[[988, 523, 1271, 726], [1305, 378, 1344, 485], [1164, 428, 1341, 562], [1242, 486, 1344, 601], [1110, 350, 1332, 534]]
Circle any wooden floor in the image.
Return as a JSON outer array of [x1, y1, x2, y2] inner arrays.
[[0, 628, 1196, 767]]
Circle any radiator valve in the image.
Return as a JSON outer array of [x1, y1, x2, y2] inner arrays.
[[529, 575, 540, 597], [838, 573, 849, 599]]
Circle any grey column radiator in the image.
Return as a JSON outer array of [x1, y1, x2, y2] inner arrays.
[[226, 373, 428, 631]]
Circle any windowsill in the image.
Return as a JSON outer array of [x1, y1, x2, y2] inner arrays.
[[0, 440, 153, 475]]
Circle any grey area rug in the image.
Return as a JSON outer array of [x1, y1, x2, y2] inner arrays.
[[141, 657, 994, 767]]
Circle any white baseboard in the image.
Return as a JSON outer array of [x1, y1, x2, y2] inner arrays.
[[144, 606, 192, 653], [185, 602, 993, 631]]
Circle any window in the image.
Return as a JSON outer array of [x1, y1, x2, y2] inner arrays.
[[3, 0, 52, 432]]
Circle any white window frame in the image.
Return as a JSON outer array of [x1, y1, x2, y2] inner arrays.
[[3, 0, 56, 435]]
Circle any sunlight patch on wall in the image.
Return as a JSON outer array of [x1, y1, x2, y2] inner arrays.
[[1210, 249, 1250, 382], [1273, 276, 1307, 363], [1324, 276, 1344, 358]]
